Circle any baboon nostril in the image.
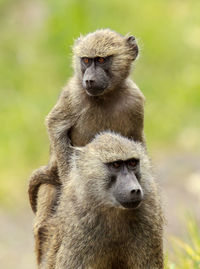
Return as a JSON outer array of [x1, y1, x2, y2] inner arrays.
[[136, 189, 141, 195], [130, 189, 141, 196], [86, 80, 94, 87]]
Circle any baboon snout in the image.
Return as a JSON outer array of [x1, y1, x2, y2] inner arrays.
[[113, 175, 144, 209], [120, 187, 143, 209], [130, 187, 143, 202], [85, 79, 95, 89], [83, 76, 104, 96], [82, 64, 109, 96]]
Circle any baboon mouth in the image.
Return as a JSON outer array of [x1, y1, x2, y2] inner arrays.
[[120, 200, 142, 209], [85, 87, 106, 96]]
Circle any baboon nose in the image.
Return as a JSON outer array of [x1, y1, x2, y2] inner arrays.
[[85, 80, 95, 88], [130, 188, 143, 201]]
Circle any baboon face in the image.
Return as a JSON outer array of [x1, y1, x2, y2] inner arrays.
[[106, 158, 143, 209], [73, 29, 139, 96], [75, 133, 148, 210], [81, 56, 112, 96]]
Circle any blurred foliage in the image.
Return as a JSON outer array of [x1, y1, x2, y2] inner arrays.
[[0, 0, 200, 208], [165, 217, 200, 268]]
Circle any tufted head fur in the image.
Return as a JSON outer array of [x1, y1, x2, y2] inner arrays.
[[73, 29, 139, 88], [39, 132, 164, 268], [69, 132, 155, 209]]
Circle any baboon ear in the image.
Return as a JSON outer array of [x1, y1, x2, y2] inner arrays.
[[126, 35, 139, 61]]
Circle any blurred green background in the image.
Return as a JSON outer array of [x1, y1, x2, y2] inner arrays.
[[0, 0, 200, 268]]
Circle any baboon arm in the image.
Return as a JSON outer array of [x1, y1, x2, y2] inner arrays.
[[46, 89, 77, 180]]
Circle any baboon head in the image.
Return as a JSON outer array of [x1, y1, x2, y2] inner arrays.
[[71, 132, 153, 210], [73, 29, 139, 96]]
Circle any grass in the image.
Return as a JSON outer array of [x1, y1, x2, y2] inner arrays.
[[165, 216, 200, 268]]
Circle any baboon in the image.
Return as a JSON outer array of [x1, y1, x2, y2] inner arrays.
[[37, 132, 163, 269], [29, 28, 145, 214]]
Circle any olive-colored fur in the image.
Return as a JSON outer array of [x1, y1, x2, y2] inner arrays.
[[38, 132, 163, 269], [28, 29, 146, 266], [28, 28, 145, 214]]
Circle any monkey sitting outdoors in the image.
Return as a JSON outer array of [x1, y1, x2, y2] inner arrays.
[[38, 132, 164, 269], [28, 29, 145, 215]]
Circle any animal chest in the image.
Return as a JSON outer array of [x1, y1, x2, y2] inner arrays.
[[70, 103, 136, 146]]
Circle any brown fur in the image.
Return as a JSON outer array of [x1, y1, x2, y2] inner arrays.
[[28, 29, 146, 265], [38, 132, 164, 269], [28, 28, 145, 214]]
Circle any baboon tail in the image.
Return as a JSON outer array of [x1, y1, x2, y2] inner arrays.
[[28, 165, 60, 213]]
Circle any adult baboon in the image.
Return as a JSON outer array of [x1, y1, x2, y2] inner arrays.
[[29, 28, 145, 214], [37, 132, 163, 269]]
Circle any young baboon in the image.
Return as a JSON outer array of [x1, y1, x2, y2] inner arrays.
[[38, 132, 163, 269], [29, 28, 145, 214]]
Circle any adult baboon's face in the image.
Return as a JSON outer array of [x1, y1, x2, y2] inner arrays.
[[74, 133, 148, 211], [105, 158, 143, 209], [75, 155, 144, 210]]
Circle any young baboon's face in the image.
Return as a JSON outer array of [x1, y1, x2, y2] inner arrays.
[[73, 29, 139, 96], [80, 56, 112, 96]]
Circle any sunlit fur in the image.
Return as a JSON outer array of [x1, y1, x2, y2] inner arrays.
[[28, 29, 145, 267], [38, 132, 164, 269], [29, 28, 144, 214], [73, 29, 139, 89]]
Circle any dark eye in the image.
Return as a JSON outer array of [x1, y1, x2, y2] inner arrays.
[[97, 57, 105, 63], [112, 161, 121, 168], [128, 159, 138, 168]]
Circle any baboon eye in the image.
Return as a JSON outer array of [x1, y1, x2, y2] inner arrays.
[[112, 161, 121, 168], [97, 57, 105, 63], [83, 58, 89, 64], [128, 159, 138, 168]]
